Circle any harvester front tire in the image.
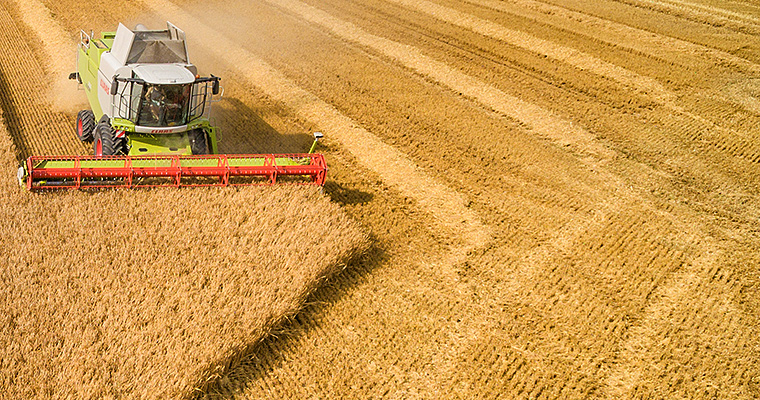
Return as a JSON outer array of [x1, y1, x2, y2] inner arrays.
[[93, 123, 125, 156], [189, 129, 208, 155], [76, 110, 95, 142]]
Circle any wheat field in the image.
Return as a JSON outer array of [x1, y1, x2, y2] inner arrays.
[[2, 0, 760, 398], [0, 106, 369, 398]]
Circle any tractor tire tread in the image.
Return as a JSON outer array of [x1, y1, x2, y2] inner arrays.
[[189, 129, 209, 155], [76, 110, 95, 142], [94, 123, 126, 156]]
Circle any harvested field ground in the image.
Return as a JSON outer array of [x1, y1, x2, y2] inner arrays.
[[1, 0, 760, 398]]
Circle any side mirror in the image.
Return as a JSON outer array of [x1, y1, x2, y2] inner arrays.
[[212, 75, 220, 95], [110, 79, 118, 96], [313, 132, 324, 140]]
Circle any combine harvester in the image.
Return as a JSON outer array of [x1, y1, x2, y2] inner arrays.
[[18, 22, 326, 190]]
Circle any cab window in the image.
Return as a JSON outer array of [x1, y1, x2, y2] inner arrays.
[[137, 84, 191, 127]]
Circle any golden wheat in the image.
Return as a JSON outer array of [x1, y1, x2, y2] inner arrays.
[[0, 110, 369, 398], [5, 0, 760, 397]]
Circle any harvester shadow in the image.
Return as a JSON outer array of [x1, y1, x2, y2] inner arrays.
[[214, 97, 313, 155], [0, 68, 34, 161], [323, 181, 374, 205], [197, 241, 387, 400]]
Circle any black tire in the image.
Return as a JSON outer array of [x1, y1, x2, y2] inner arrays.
[[76, 110, 95, 142], [189, 129, 209, 155], [93, 123, 126, 156]]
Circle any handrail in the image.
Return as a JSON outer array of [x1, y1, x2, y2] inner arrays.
[[78, 30, 92, 51]]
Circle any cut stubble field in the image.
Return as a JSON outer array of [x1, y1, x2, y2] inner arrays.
[[2, 0, 760, 398]]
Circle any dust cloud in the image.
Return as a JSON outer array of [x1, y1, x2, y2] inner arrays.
[[49, 72, 88, 114], [11, 0, 88, 113]]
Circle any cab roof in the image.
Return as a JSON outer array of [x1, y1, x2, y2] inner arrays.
[[133, 64, 195, 85]]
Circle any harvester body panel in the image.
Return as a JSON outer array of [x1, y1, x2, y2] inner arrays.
[[77, 33, 114, 119], [76, 22, 215, 156]]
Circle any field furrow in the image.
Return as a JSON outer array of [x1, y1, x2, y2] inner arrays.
[[637, 0, 760, 27], [465, 0, 760, 74], [543, 0, 760, 60], [388, 0, 677, 106], [317, 0, 760, 213], [265, 0, 616, 161], [1, 0, 759, 398]]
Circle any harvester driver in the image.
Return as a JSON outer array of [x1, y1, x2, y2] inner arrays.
[[141, 85, 165, 126]]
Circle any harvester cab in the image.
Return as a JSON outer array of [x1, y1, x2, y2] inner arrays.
[[71, 22, 221, 156], [18, 22, 327, 191]]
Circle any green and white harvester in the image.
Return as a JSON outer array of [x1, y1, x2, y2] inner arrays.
[[19, 22, 326, 190]]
